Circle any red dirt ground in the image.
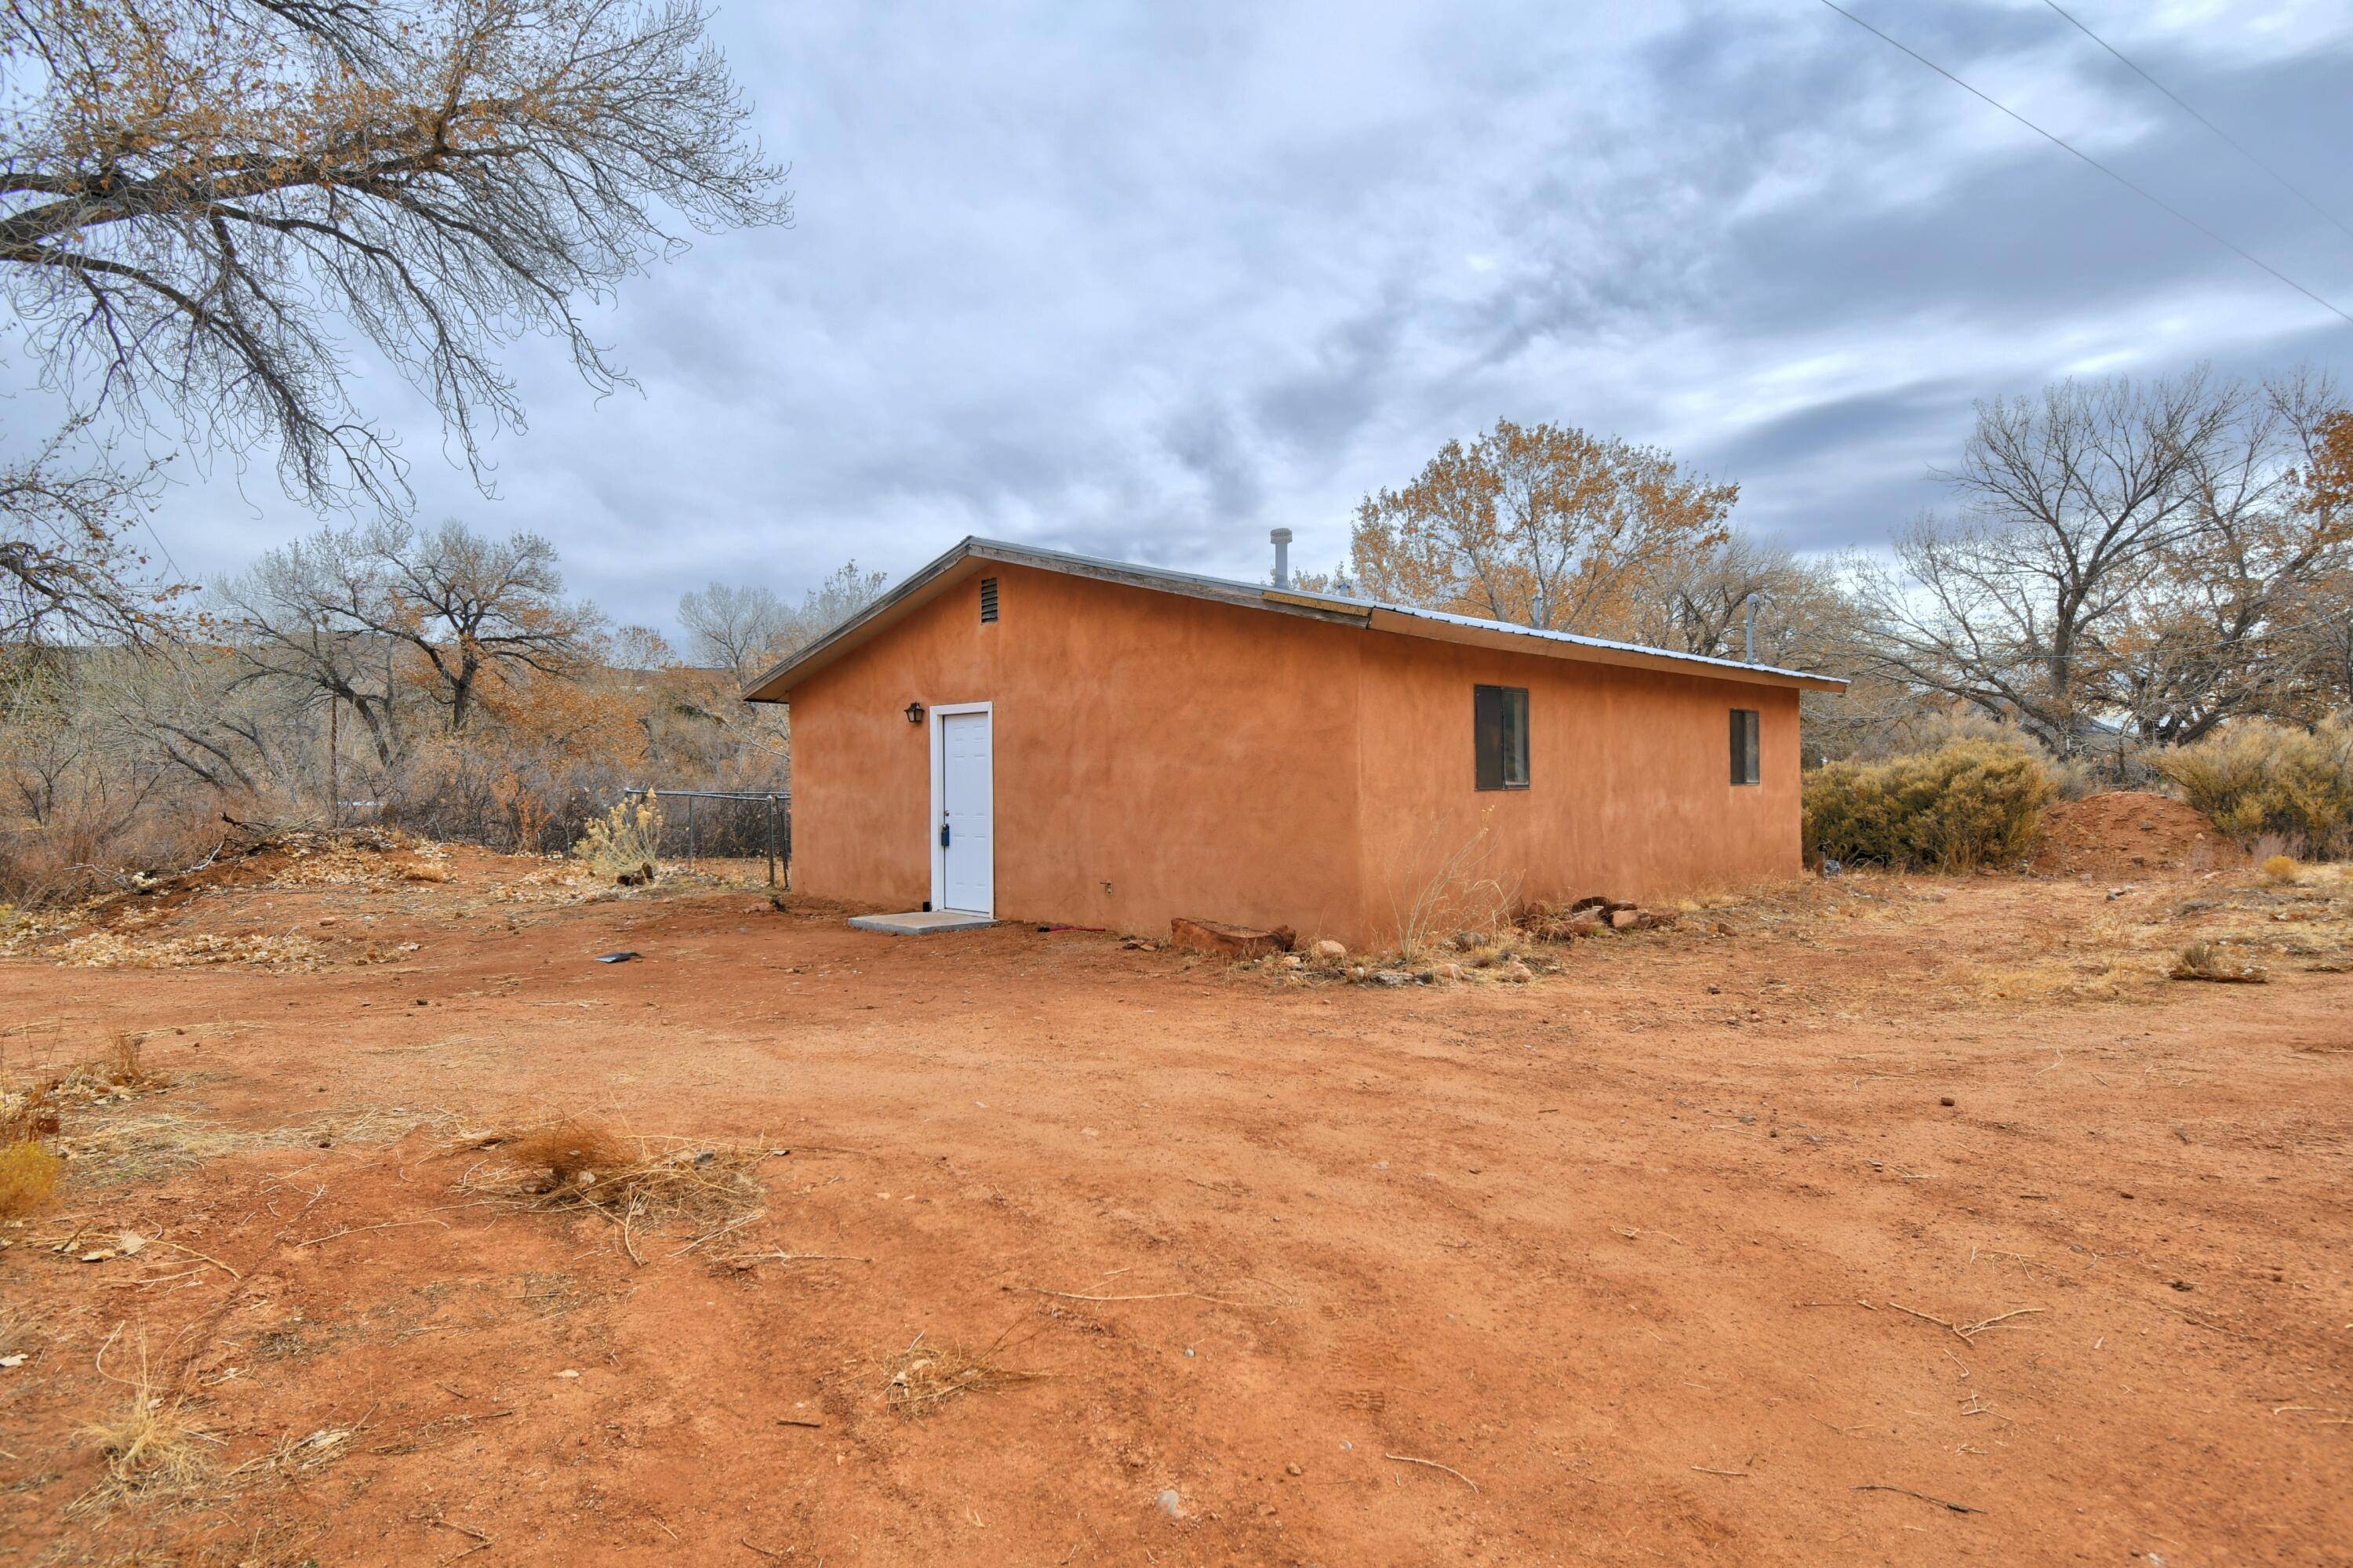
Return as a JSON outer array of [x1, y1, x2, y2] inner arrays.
[[2, 846, 2349, 1566]]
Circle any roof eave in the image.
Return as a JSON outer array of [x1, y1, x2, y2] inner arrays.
[[740, 536, 1370, 702], [743, 538, 1850, 701]]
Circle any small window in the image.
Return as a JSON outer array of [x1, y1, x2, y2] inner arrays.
[[979, 577, 999, 623], [1730, 708, 1761, 786], [1474, 685, 1529, 791]]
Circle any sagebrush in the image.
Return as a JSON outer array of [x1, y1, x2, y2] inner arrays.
[[1802, 739, 2055, 871], [2154, 716, 2353, 857]]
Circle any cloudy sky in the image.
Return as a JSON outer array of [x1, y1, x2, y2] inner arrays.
[[45, 0, 2353, 636]]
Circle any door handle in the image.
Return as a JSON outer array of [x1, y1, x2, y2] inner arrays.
[[940, 821, 951, 848]]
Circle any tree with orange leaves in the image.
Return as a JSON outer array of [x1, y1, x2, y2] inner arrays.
[[1344, 418, 1737, 636]]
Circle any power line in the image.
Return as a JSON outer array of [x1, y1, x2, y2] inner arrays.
[[1812, 0, 2353, 329], [2040, 0, 2353, 246]]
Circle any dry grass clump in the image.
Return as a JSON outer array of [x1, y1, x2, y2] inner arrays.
[[401, 858, 453, 884], [0, 1078, 61, 1143], [0, 1139, 62, 1217], [1388, 811, 1521, 964], [53, 1031, 167, 1102], [882, 1330, 1039, 1418], [2261, 853, 2302, 885], [2170, 940, 2269, 984], [60, 1106, 424, 1186], [459, 1116, 768, 1234], [71, 1363, 221, 1517]]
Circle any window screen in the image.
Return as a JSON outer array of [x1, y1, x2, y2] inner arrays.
[[1730, 708, 1761, 786], [979, 577, 999, 623], [1474, 686, 1530, 791]]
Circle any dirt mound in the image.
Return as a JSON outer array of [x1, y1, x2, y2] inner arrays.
[[2034, 789, 2228, 878]]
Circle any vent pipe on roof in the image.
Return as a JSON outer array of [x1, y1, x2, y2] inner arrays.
[[1270, 527, 1293, 590], [1744, 591, 1765, 663]]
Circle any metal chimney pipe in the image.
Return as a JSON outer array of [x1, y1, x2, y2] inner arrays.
[[1743, 591, 1761, 663], [1270, 527, 1293, 589]]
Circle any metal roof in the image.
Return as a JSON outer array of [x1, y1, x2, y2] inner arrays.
[[741, 536, 1849, 701]]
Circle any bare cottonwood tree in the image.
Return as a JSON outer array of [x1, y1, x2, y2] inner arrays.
[[2108, 372, 2353, 742], [214, 530, 404, 764], [1855, 370, 2245, 751], [0, 0, 787, 626], [678, 581, 791, 676], [0, 418, 176, 642], [680, 561, 888, 679]]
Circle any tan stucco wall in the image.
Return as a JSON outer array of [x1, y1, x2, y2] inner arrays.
[[783, 563, 1806, 947], [1351, 635, 1803, 940], [786, 565, 1369, 939]]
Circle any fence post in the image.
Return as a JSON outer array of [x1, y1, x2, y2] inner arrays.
[[766, 795, 779, 886], [686, 794, 696, 871]]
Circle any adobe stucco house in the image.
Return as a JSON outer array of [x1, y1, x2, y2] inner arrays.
[[743, 536, 1845, 948]]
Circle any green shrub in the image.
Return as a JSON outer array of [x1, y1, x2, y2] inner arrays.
[[2154, 716, 2353, 857], [1802, 739, 2056, 871]]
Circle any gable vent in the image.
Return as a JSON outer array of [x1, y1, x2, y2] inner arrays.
[[979, 577, 999, 623]]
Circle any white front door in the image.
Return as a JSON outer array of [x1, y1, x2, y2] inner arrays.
[[934, 707, 994, 915]]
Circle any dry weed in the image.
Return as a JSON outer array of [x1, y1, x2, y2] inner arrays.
[[0, 1079, 61, 1143], [2260, 853, 2302, 885], [457, 1116, 768, 1237], [882, 1330, 1039, 1417], [2171, 941, 2270, 984], [53, 1031, 167, 1101], [71, 1356, 221, 1517], [1388, 810, 1522, 964]]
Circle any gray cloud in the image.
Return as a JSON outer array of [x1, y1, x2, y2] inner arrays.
[[10, 0, 2352, 635]]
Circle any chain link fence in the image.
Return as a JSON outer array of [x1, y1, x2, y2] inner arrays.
[[613, 788, 791, 885]]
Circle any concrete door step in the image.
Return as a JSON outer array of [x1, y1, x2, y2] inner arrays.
[[846, 910, 1000, 935]]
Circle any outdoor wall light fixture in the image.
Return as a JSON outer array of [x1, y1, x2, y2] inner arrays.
[[904, 701, 926, 725]]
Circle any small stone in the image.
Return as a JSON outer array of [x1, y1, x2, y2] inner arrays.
[[556, 1368, 580, 1379], [1502, 961, 1533, 983], [1940, 1097, 1955, 1108], [1371, 969, 1413, 987], [1312, 939, 1347, 961], [1156, 1489, 1182, 1517], [1286, 1461, 1303, 1476]]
